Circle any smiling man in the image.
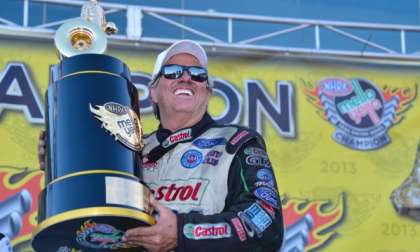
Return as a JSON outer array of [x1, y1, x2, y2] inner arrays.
[[122, 40, 285, 252]]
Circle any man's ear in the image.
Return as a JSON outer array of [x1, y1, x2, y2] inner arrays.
[[206, 83, 213, 96], [149, 86, 158, 103], [206, 78, 213, 95]]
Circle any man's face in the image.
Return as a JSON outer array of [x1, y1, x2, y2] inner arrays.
[[150, 53, 212, 120]]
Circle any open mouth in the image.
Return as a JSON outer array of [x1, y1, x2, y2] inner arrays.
[[174, 88, 194, 96]]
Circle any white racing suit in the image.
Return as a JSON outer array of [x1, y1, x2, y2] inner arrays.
[[142, 113, 284, 252]]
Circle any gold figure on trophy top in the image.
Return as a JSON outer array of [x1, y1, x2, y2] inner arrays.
[[391, 141, 420, 221], [54, 0, 118, 58], [81, 0, 118, 35]]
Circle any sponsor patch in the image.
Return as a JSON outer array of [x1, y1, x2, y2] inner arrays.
[[183, 223, 231, 240], [149, 178, 209, 206], [241, 203, 272, 237], [193, 138, 226, 149], [230, 130, 250, 145], [203, 150, 223, 166], [181, 149, 203, 169], [162, 128, 192, 148], [245, 155, 270, 167], [254, 187, 280, 209], [254, 181, 276, 189], [256, 199, 276, 219], [244, 147, 267, 156], [238, 212, 255, 238], [256, 168, 275, 187], [231, 217, 247, 242]]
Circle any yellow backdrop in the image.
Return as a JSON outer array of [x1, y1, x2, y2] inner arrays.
[[0, 38, 419, 252]]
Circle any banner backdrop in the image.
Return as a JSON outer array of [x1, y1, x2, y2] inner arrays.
[[0, 39, 419, 252]]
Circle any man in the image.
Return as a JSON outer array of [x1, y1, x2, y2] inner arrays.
[[39, 40, 284, 252], [122, 40, 284, 252]]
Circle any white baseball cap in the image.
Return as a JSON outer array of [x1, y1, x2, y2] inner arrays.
[[151, 40, 208, 82]]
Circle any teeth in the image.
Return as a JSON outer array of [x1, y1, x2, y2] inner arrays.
[[174, 89, 193, 96]]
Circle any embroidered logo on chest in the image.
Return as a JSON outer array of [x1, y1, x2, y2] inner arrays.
[[180, 149, 203, 169], [192, 138, 226, 149], [162, 128, 192, 148], [150, 179, 209, 206], [203, 150, 223, 166]]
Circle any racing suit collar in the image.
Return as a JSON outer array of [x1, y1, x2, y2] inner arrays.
[[156, 112, 215, 143], [146, 113, 215, 162]]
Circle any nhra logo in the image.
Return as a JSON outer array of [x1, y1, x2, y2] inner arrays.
[[104, 102, 128, 115], [162, 128, 192, 148], [150, 179, 209, 206], [303, 77, 416, 150], [183, 223, 231, 240]]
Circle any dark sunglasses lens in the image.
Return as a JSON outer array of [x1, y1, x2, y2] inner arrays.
[[188, 67, 208, 82], [162, 65, 183, 79], [161, 65, 208, 82]]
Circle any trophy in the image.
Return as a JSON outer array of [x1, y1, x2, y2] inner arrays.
[[391, 141, 420, 221], [32, 1, 154, 251]]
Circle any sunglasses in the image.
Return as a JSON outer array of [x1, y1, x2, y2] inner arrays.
[[160, 64, 208, 82]]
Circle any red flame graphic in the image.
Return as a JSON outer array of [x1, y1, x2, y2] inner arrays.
[[302, 82, 328, 120], [381, 85, 417, 124], [282, 194, 345, 251]]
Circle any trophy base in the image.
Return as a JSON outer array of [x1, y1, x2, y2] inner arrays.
[[393, 207, 420, 221], [32, 206, 154, 252], [391, 183, 420, 221]]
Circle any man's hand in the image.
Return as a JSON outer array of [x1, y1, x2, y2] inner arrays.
[[123, 195, 178, 252], [38, 130, 46, 170]]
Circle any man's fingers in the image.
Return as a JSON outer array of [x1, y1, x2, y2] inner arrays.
[[123, 235, 161, 252], [38, 141, 45, 155], [151, 196, 172, 217], [123, 200, 177, 251], [39, 130, 45, 140], [150, 196, 165, 213], [125, 226, 158, 238], [38, 130, 47, 170]]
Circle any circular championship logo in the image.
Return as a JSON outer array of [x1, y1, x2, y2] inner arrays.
[[312, 77, 405, 150], [181, 150, 203, 169], [333, 79, 384, 129]]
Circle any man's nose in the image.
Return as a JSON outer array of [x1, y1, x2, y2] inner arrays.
[[179, 70, 192, 82]]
